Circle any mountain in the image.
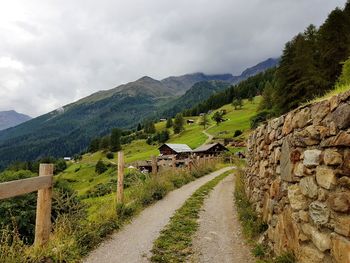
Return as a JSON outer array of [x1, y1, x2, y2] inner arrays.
[[0, 58, 279, 169], [239, 58, 280, 79], [161, 81, 231, 117], [161, 73, 236, 95], [0, 110, 31, 131]]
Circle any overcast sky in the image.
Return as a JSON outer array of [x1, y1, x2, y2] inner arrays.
[[0, 0, 346, 117]]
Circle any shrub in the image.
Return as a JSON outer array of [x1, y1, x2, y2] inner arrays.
[[106, 152, 114, 159], [233, 129, 243, 137], [95, 160, 107, 174]]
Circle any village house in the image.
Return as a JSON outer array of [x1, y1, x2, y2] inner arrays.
[[192, 142, 228, 157], [158, 143, 192, 159]]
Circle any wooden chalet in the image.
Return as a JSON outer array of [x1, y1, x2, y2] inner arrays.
[[158, 143, 192, 159], [192, 143, 228, 157]]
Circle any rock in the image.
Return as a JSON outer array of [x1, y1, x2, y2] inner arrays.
[[282, 113, 293, 135], [317, 188, 328, 202], [329, 95, 339, 111], [342, 150, 350, 176], [262, 192, 273, 223], [288, 185, 308, 210], [309, 201, 330, 225], [303, 149, 322, 167], [305, 125, 329, 140], [273, 207, 300, 254], [297, 244, 325, 263], [270, 178, 281, 199], [316, 166, 337, 189], [323, 149, 342, 166], [311, 100, 330, 125], [321, 131, 350, 147], [328, 192, 350, 212], [302, 223, 331, 252], [331, 234, 350, 263], [339, 176, 350, 188], [338, 89, 350, 101], [271, 116, 284, 129], [280, 140, 293, 182], [325, 103, 350, 129], [290, 149, 301, 163], [299, 210, 309, 222], [300, 176, 318, 198], [294, 162, 305, 177], [334, 215, 350, 237], [292, 108, 311, 129]]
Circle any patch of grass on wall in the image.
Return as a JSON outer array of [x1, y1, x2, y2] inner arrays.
[[151, 171, 231, 262]]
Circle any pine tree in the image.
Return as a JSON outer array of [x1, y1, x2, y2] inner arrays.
[[200, 113, 209, 129], [173, 114, 184, 134], [110, 128, 122, 152], [136, 123, 142, 131], [166, 118, 173, 128]]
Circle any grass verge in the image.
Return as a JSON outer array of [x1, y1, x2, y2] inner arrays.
[[150, 170, 231, 262], [234, 167, 295, 263], [1, 161, 223, 263]]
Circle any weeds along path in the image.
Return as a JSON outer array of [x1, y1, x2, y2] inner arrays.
[[192, 174, 255, 263], [84, 167, 233, 263]]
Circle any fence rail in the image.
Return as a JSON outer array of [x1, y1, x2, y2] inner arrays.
[[0, 163, 54, 247]]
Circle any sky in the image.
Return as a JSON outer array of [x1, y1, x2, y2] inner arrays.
[[0, 0, 346, 117]]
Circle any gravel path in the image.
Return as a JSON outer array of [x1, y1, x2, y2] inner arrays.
[[192, 174, 255, 263], [84, 167, 233, 263], [202, 126, 214, 144]]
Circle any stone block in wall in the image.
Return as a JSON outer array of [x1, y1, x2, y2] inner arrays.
[[297, 244, 325, 263], [303, 149, 322, 167], [321, 131, 350, 147], [273, 207, 300, 255], [309, 201, 330, 225], [311, 99, 330, 125], [292, 108, 311, 129], [342, 150, 350, 176], [334, 215, 350, 237], [323, 103, 350, 130], [282, 112, 293, 135], [316, 166, 337, 190], [331, 233, 350, 263], [288, 185, 308, 210], [300, 176, 318, 198], [280, 139, 294, 181], [301, 223, 331, 252], [323, 149, 343, 166], [328, 192, 350, 213]]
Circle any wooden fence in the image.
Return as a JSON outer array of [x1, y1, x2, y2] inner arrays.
[[0, 164, 54, 247]]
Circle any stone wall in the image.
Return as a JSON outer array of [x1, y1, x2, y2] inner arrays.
[[246, 91, 350, 263]]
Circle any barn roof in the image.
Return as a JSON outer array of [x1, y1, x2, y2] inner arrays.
[[159, 143, 192, 153], [193, 143, 228, 152]]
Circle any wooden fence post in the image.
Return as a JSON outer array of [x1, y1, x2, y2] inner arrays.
[[152, 155, 158, 176], [117, 151, 124, 204], [34, 163, 54, 247]]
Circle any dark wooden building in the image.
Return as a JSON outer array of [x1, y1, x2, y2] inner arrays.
[[192, 143, 229, 157], [158, 143, 192, 159]]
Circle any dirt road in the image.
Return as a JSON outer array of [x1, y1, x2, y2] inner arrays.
[[84, 167, 233, 263], [192, 174, 255, 263]]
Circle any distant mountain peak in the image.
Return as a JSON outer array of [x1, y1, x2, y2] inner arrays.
[[0, 110, 31, 131]]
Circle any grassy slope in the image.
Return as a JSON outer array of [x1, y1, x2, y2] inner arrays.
[[57, 97, 259, 218], [206, 96, 261, 139]]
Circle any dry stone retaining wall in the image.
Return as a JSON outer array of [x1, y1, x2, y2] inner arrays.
[[246, 90, 350, 263]]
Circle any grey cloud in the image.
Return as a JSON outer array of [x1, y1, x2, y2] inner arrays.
[[0, 0, 346, 116]]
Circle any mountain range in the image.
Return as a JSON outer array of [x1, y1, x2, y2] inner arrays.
[[0, 58, 279, 169], [0, 110, 31, 131]]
